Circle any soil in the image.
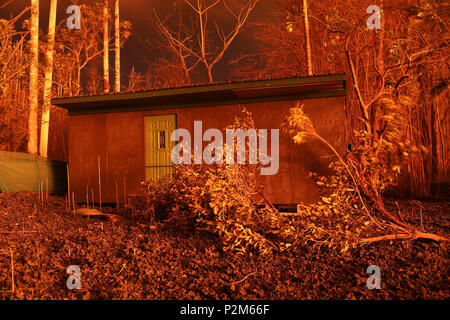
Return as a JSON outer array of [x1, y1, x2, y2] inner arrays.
[[0, 192, 448, 300]]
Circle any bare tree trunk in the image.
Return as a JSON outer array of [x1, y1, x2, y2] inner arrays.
[[39, 0, 57, 158], [377, 0, 384, 72], [28, 0, 39, 154], [114, 0, 120, 92], [302, 0, 312, 76], [103, 0, 110, 93]]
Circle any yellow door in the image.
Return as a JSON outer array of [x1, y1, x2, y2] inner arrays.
[[145, 115, 177, 180]]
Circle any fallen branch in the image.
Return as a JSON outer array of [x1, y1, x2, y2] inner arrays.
[[360, 231, 449, 244], [227, 271, 256, 286]]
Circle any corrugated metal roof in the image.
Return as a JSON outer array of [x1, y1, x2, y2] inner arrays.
[[52, 74, 346, 115]]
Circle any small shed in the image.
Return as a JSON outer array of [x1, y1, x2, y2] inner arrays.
[[52, 74, 347, 205]]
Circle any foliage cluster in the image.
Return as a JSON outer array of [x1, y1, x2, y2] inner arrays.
[[132, 99, 445, 255], [0, 18, 29, 152], [282, 100, 424, 251], [132, 110, 297, 255]]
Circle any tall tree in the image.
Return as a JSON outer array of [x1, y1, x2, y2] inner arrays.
[[155, 0, 258, 83], [0, 7, 30, 152], [28, 0, 39, 154], [229, 0, 336, 80], [302, 0, 312, 75], [114, 0, 120, 92], [39, 0, 57, 158], [53, 3, 131, 96], [103, 0, 110, 93]]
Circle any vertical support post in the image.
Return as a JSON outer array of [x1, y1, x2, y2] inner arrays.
[[67, 163, 71, 212], [98, 156, 102, 211]]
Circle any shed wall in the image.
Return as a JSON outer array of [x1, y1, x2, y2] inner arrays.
[[68, 96, 347, 204]]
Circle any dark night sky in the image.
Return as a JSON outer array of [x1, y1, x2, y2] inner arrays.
[[0, 0, 277, 81]]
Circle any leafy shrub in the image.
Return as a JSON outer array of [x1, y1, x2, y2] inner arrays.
[[133, 110, 296, 255], [282, 99, 424, 251], [134, 163, 297, 255]]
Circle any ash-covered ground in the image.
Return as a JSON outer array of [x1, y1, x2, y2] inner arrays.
[[0, 192, 448, 300]]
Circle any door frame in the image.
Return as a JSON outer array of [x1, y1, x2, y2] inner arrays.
[[144, 114, 178, 180]]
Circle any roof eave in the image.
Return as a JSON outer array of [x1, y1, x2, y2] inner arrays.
[[52, 74, 346, 115]]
